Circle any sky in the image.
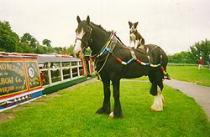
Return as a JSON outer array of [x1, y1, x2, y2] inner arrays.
[[0, 0, 210, 54]]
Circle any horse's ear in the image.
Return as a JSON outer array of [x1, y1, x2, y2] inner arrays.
[[77, 16, 81, 23], [134, 22, 138, 28], [86, 15, 90, 24], [128, 21, 132, 28]]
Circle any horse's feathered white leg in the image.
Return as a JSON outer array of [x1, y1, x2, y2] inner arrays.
[[161, 92, 165, 105], [151, 89, 164, 111]]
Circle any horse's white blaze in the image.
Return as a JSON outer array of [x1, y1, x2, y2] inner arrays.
[[151, 89, 164, 111], [77, 29, 85, 38], [74, 40, 82, 53], [73, 28, 85, 54]]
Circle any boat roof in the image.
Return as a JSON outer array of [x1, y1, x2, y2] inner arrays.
[[0, 52, 80, 63]]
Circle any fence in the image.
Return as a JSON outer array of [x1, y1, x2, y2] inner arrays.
[[37, 54, 84, 87]]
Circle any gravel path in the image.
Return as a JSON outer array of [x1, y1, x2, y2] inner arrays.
[[164, 79, 210, 120]]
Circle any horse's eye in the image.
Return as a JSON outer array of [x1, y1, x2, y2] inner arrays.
[[85, 30, 90, 35]]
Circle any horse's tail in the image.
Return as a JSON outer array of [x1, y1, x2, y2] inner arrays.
[[146, 44, 170, 80], [146, 44, 170, 95]]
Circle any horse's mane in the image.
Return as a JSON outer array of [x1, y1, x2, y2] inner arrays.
[[90, 22, 110, 33], [114, 35, 127, 47], [90, 22, 126, 47]]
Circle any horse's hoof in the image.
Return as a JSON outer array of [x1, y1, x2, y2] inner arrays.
[[96, 107, 110, 114], [151, 92, 164, 112], [109, 112, 123, 118], [96, 108, 104, 114], [109, 112, 114, 118], [150, 103, 163, 112], [150, 107, 163, 112]]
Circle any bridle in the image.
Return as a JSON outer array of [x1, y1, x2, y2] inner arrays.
[[74, 26, 93, 53], [74, 25, 117, 73], [75, 24, 115, 59]]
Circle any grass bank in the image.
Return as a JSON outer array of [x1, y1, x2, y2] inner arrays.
[[167, 65, 210, 86], [0, 80, 209, 137]]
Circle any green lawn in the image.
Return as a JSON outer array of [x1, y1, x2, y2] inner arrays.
[[167, 65, 210, 86], [0, 80, 210, 137]]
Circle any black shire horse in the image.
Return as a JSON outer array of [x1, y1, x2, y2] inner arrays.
[[74, 16, 168, 118]]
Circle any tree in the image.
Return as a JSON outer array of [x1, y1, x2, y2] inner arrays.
[[0, 20, 77, 55], [0, 21, 19, 52], [35, 45, 47, 54], [54, 47, 63, 54], [169, 39, 210, 64], [21, 33, 32, 43], [42, 39, 51, 47], [30, 37, 39, 48], [68, 45, 74, 56], [190, 39, 210, 64], [16, 42, 34, 53], [168, 51, 195, 63], [21, 33, 39, 48]]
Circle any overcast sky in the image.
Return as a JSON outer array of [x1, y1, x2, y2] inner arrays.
[[0, 0, 210, 54]]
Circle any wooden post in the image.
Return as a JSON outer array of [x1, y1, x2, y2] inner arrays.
[[60, 62, 63, 81], [70, 61, 73, 78], [77, 61, 80, 76], [48, 62, 52, 85]]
